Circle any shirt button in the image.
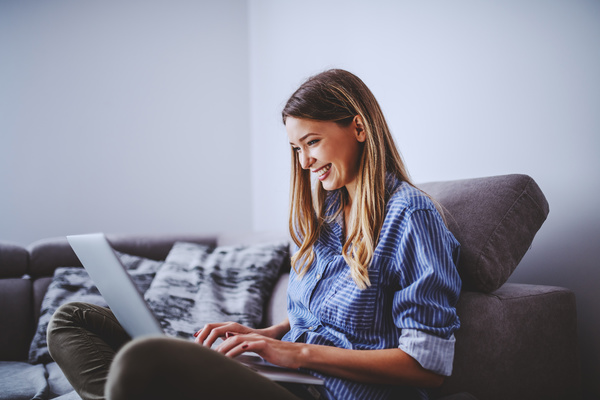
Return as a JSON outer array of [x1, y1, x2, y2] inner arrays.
[[316, 274, 321, 280], [308, 326, 314, 331]]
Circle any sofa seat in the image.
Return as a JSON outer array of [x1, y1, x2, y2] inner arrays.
[[0, 361, 81, 400], [0, 361, 47, 400]]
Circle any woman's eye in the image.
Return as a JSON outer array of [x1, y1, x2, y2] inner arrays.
[[307, 140, 319, 146], [292, 146, 301, 152]]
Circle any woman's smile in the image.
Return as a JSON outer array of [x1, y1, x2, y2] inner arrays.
[[313, 164, 332, 181]]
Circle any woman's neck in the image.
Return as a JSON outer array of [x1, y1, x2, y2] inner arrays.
[[344, 183, 357, 238], [345, 182, 357, 206], [343, 201, 352, 241]]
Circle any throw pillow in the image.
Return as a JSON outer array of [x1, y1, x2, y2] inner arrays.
[[28, 252, 163, 364], [144, 241, 288, 339]]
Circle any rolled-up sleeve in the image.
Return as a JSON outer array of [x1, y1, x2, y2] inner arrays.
[[392, 209, 461, 375], [399, 329, 456, 376]]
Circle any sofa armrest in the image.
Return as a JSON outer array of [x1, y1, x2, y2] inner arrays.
[[0, 278, 33, 361], [433, 283, 581, 400], [0, 242, 32, 361]]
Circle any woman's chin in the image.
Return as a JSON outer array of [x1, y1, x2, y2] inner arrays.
[[319, 179, 341, 192]]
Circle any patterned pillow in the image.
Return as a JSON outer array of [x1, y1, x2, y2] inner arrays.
[[144, 241, 288, 339], [28, 252, 163, 364]]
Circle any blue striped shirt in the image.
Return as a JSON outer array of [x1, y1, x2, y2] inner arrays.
[[282, 177, 461, 400]]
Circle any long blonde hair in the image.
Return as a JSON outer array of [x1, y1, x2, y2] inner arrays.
[[282, 69, 412, 289]]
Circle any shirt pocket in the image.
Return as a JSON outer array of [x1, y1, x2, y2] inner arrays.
[[318, 266, 381, 332]]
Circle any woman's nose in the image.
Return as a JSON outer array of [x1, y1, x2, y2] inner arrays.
[[299, 151, 313, 169]]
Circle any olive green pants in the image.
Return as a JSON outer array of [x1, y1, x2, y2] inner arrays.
[[47, 302, 312, 400]]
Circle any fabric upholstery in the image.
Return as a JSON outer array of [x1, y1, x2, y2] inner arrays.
[[32, 277, 52, 333], [431, 283, 580, 400], [419, 174, 549, 293], [264, 272, 291, 327], [50, 392, 81, 400], [217, 231, 292, 274], [106, 234, 217, 261], [27, 235, 218, 279], [0, 279, 33, 361], [0, 242, 28, 278], [0, 361, 48, 400], [46, 362, 80, 399], [27, 237, 81, 279]]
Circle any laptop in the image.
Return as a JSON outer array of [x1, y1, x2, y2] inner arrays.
[[67, 233, 323, 385]]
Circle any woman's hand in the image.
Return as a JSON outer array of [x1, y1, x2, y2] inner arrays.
[[194, 322, 257, 348], [214, 333, 305, 370], [194, 319, 290, 349]]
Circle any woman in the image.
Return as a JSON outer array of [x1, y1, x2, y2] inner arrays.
[[48, 69, 461, 400]]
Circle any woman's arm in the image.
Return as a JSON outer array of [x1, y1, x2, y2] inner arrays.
[[215, 334, 444, 388], [298, 343, 444, 387]]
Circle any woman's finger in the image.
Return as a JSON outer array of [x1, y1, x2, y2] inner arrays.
[[225, 339, 265, 359], [195, 322, 227, 345], [197, 322, 250, 348], [215, 332, 247, 354]]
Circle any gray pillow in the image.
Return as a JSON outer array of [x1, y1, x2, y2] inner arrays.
[[418, 174, 549, 293], [28, 252, 163, 364], [144, 241, 288, 339]]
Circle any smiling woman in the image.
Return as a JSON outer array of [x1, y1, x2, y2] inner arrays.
[[199, 70, 460, 400], [47, 69, 462, 400]]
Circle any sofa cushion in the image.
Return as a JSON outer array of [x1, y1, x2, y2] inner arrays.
[[46, 362, 81, 399], [419, 174, 549, 293], [0, 361, 48, 400], [432, 284, 579, 400], [144, 241, 288, 338], [28, 253, 164, 364], [0, 242, 28, 278]]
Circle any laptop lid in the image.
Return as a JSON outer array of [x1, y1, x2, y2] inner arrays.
[[67, 233, 164, 338]]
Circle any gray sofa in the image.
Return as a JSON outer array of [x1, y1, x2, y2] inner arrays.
[[0, 174, 581, 400]]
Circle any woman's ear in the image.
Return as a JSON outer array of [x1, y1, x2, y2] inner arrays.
[[354, 115, 366, 142]]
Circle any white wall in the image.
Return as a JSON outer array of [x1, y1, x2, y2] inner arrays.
[[249, 0, 600, 397], [0, 0, 252, 245]]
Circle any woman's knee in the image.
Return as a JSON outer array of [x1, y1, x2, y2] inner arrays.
[[108, 336, 207, 379], [47, 302, 86, 350]]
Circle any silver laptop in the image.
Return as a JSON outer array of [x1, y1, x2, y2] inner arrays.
[[67, 233, 323, 385]]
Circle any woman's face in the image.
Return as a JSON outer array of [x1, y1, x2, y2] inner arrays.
[[286, 116, 365, 197]]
